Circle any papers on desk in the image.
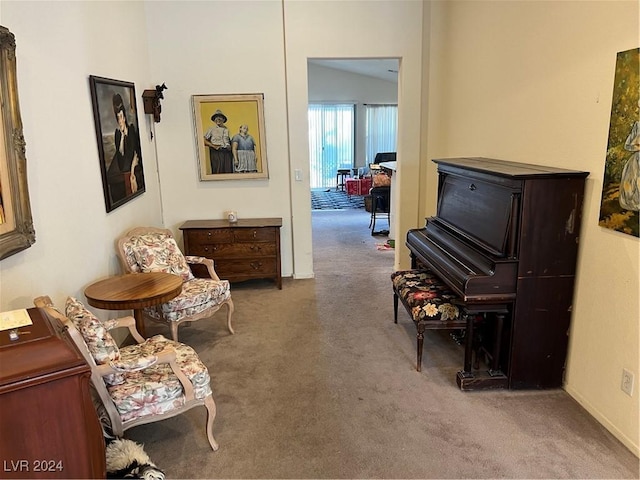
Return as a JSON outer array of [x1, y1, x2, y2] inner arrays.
[[0, 309, 33, 331]]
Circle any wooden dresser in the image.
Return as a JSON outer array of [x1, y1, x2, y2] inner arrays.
[[180, 218, 283, 289], [0, 308, 106, 478]]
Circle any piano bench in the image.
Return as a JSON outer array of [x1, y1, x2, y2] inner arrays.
[[391, 269, 472, 372]]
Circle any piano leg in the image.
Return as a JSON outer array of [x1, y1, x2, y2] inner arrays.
[[457, 310, 508, 391], [463, 312, 474, 374], [488, 313, 505, 377]]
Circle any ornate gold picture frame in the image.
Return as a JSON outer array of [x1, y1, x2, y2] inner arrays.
[[0, 26, 35, 260], [192, 93, 268, 181]]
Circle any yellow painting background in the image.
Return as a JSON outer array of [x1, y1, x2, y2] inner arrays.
[[198, 100, 263, 174]]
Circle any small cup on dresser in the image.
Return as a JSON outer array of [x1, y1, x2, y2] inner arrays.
[[226, 211, 238, 223]]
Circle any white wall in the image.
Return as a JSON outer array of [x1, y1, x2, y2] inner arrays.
[[0, 1, 162, 312], [308, 63, 398, 105], [0, 0, 420, 304], [143, 0, 423, 280], [284, 0, 424, 277], [426, 0, 639, 455], [142, 1, 295, 278]]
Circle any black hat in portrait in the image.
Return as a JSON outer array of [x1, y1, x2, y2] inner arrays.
[[211, 109, 227, 122]]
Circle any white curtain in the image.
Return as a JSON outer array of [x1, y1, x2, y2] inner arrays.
[[365, 104, 398, 163], [308, 104, 355, 188]]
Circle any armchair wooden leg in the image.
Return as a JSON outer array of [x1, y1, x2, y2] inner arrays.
[[204, 395, 219, 451], [225, 298, 235, 335], [170, 322, 179, 342]]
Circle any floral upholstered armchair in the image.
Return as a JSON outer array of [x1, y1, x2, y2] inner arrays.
[[116, 227, 234, 342], [33, 296, 219, 450]]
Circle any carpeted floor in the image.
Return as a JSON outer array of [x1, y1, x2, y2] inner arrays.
[[126, 210, 639, 479], [311, 188, 365, 210]]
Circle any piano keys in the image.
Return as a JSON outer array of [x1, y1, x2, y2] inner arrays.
[[407, 157, 589, 389]]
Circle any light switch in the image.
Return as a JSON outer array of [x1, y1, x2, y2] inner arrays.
[[294, 169, 302, 181]]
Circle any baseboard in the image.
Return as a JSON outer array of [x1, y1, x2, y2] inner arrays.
[[293, 272, 315, 279], [564, 384, 639, 457]]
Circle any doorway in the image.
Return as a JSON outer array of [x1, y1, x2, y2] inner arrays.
[[307, 57, 399, 253], [307, 58, 399, 192]]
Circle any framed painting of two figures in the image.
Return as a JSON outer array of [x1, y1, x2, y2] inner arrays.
[[192, 93, 268, 181]]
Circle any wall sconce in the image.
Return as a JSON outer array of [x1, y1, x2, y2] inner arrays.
[[142, 83, 167, 123]]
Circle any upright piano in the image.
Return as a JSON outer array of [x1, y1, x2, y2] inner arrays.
[[407, 157, 589, 389]]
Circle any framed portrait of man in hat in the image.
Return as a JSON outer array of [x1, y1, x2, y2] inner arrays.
[[192, 93, 268, 181]]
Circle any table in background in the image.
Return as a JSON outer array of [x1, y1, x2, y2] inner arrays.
[[84, 272, 183, 337]]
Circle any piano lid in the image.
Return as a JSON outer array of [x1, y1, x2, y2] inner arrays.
[[432, 158, 589, 258], [435, 170, 517, 258], [433, 157, 590, 179]]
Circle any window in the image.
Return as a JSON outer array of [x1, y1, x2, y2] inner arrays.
[[308, 104, 354, 189], [365, 104, 398, 163]]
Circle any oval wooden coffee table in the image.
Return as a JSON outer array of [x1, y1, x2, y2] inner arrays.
[[84, 272, 183, 338]]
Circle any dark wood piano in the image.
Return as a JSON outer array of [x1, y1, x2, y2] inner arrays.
[[407, 157, 589, 389]]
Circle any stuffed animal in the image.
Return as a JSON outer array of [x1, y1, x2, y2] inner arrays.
[[105, 439, 165, 480]]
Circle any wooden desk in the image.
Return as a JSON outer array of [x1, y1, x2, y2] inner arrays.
[[0, 308, 106, 478], [84, 272, 183, 337]]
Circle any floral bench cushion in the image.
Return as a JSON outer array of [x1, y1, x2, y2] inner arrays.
[[123, 232, 194, 282], [107, 335, 212, 422], [144, 277, 231, 323], [391, 269, 466, 326]]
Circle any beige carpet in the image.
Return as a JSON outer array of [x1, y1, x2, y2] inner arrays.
[[126, 209, 639, 479]]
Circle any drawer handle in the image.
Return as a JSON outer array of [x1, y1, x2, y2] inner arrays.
[[252, 230, 257, 238], [250, 262, 263, 270], [207, 232, 212, 237], [203, 246, 217, 252], [249, 245, 262, 251]]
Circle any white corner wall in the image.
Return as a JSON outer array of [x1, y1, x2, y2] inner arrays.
[[143, 0, 424, 280], [284, 0, 424, 276], [0, 1, 162, 312], [426, 0, 639, 454], [142, 1, 295, 277]]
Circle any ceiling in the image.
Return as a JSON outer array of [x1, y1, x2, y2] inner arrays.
[[308, 58, 399, 83]]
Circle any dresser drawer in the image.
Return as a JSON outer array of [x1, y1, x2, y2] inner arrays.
[[233, 227, 277, 242], [180, 218, 282, 289], [189, 242, 277, 258], [215, 258, 278, 278], [185, 229, 234, 244]]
